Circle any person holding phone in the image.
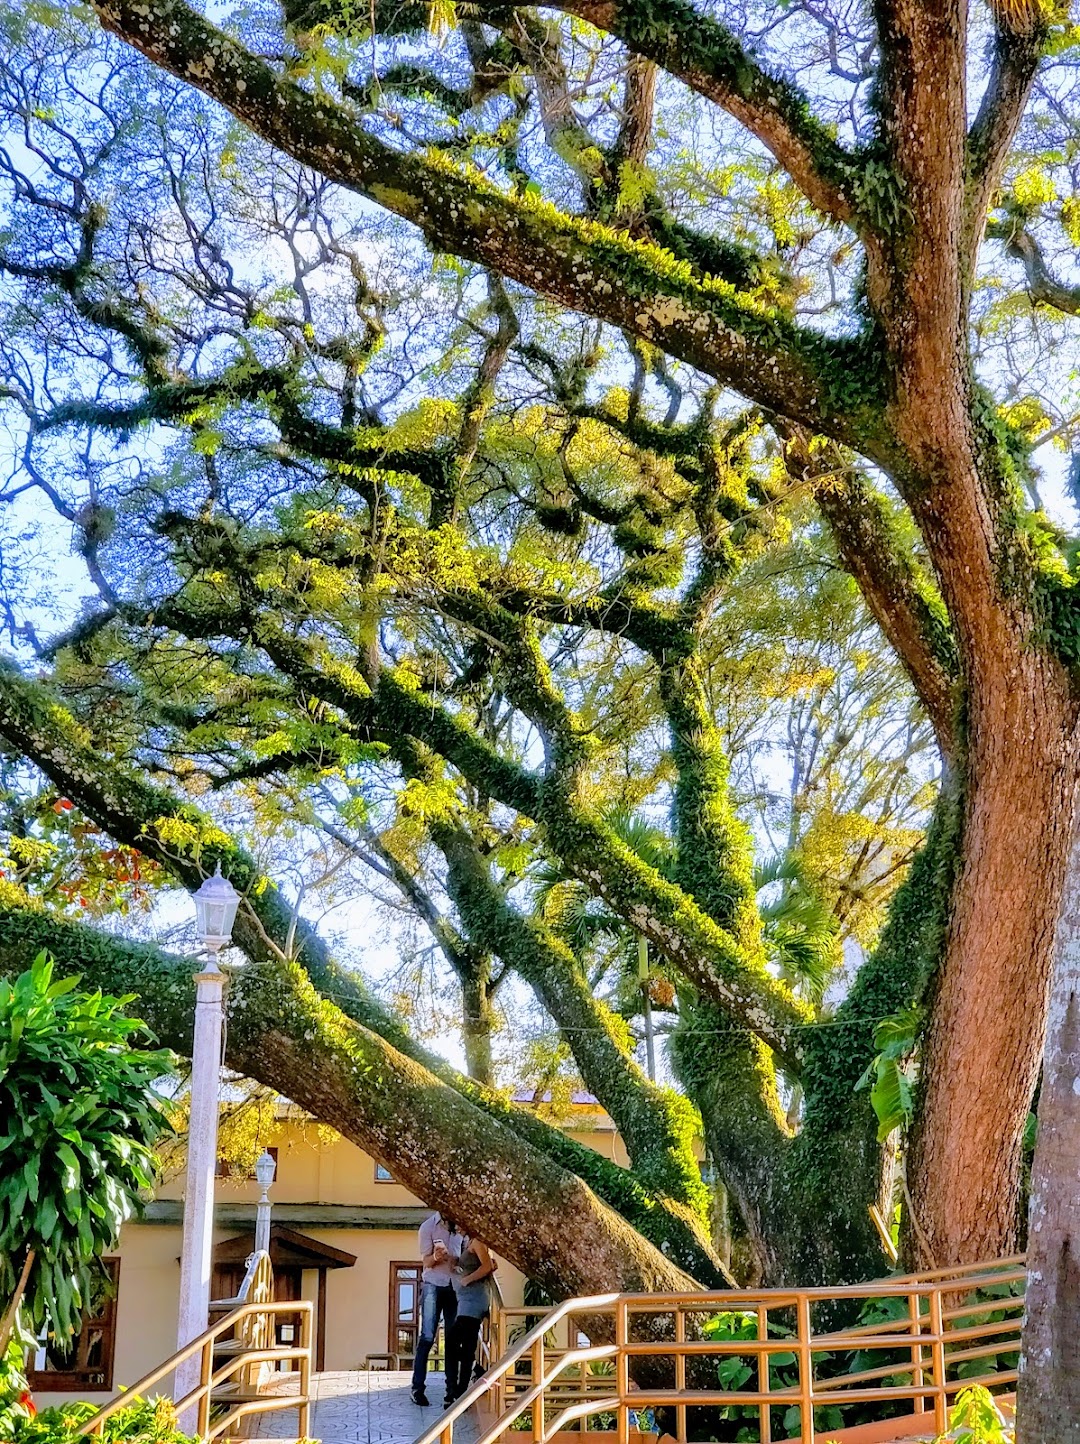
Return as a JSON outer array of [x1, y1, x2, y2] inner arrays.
[[411, 1213, 459, 1407]]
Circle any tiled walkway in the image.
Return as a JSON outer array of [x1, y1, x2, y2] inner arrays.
[[248, 1369, 483, 1444]]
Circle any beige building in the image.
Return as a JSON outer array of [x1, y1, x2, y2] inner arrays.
[[29, 1094, 631, 1406]]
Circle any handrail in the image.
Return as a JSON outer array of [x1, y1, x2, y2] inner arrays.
[[411, 1256, 1025, 1444], [80, 1281, 312, 1442], [411, 1293, 620, 1444]]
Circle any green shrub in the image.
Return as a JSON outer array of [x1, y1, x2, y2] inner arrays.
[[939, 1385, 1013, 1444], [4, 1394, 194, 1444], [0, 953, 172, 1338], [0, 1337, 36, 1439]]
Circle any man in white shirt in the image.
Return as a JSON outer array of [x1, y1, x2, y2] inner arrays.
[[410, 1213, 459, 1407]]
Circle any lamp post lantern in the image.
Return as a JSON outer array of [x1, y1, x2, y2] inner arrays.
[[175, 865, 240, 1409], [254, 1148, 276, 1257]]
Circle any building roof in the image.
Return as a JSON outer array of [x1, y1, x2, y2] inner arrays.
[[143, 1200, 430, 1230], [509, 1089, 601, 1105], [213, 1224, 357, 1270]]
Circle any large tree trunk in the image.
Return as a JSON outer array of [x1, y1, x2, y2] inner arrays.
[[1017, 806, 1080, 1444], [908, 653, 1080, 1267]]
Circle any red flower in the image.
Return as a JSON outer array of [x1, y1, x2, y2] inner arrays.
[[18, 1391, 37, 1417]]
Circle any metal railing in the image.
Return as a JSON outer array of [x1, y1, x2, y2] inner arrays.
[[81, 1251, 313, 1442], [411, 1256, 1024, 1444]]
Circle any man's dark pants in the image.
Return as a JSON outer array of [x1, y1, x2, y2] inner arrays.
[[412, 1282, 458, 1393]]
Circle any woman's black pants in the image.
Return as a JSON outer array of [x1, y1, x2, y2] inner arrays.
[[448, 1313, 485, 1397]]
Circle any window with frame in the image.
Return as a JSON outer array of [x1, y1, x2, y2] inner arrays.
[[374, 1161, 394, 1182], [29, 1259, 120, 1392]]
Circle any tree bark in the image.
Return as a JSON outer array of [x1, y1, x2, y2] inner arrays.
[[1017, 800, 1080, 1444], [461, 970, 495, 1086], [908, 656, 1080, 1267]]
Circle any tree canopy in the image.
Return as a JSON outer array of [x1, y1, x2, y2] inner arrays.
[[2, 3, 1080, 1428]]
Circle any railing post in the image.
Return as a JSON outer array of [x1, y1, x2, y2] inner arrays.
[[796, 1294, 814, 1444], [299, 1304, 312, 1439], [616, 1298, 629, 1444], [196, 1336, 212, 1441], [928, 1286, 948, 1436], [757, 1303, 772, 1444], [674, 1304, 686, 1444], [532, 1334, 545, 1444], [908, 1290, 927, 1418]]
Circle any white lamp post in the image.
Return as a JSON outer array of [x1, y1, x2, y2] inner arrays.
[[175, 864, 240, 1410], [254, 1148, 276, 1257]]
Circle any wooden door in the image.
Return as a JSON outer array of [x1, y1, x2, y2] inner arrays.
[[271, 1266, 302, 1348], [388, 1262, 424, 1368]]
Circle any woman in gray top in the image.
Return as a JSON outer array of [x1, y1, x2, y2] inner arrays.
[[445, 1235, 496, 1406]]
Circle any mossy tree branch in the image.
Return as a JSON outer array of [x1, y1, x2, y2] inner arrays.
[[87, 0, 892, 455], [0, 655, 726, 1280], [0, 895, 703, 1298], [986, 216, 1080, 316], [964, 20, 1048, 263], [780, 432, 959, 760]]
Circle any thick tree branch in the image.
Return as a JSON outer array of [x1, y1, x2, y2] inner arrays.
[[987, 217, 1080, 316], [613, 54, 656, 171], [88, 0, 889, 453], [780, 434, 959, 759], [964, 24, 1046, 260], [0, 896, 702, 1298], [869, 0, 970, 478]]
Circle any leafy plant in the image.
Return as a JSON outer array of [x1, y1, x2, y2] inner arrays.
[[0, 954, 171, 1340], [754, 853, 840, 1004], [855, 1006, 922, 1141], [4, 1383, 324, 1444], [9, 1396, 194, 1443], [939, 1385, 1013, 1444], [0, 1336, 37, 1441]]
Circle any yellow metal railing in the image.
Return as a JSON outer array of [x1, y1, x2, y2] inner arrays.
[[81, 1252, 312, 1442], [412, 1256, 1024, 1444]]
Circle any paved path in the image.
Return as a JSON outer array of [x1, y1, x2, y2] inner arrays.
[[248, 1369, 483, 1444]]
